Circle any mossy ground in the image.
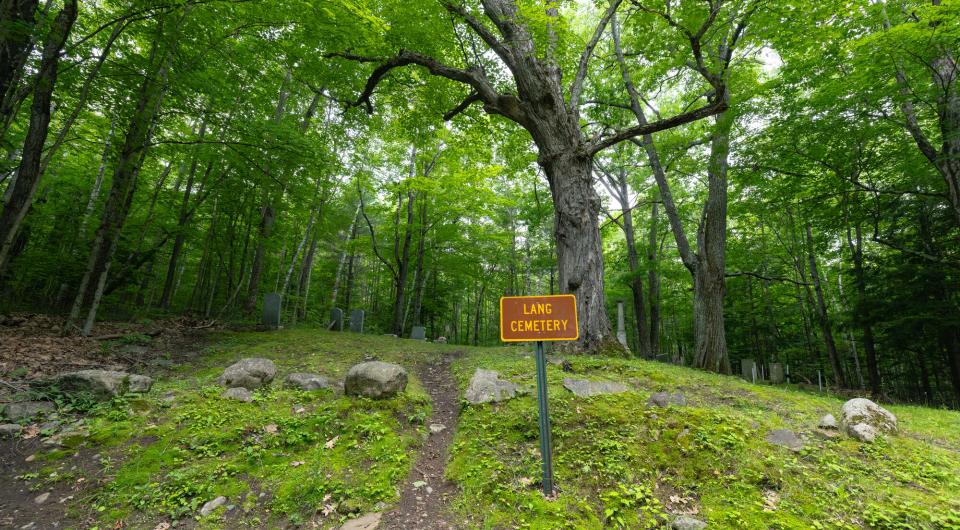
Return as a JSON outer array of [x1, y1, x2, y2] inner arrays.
[[448, 348, 960, 529], [12, 329, 960, 529]]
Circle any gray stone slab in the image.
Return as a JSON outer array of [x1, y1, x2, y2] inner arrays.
[[741, 358, 756, 381], [262, 293, 282, 329], [769, 362, 785, 384], [330, 307, 343, 331], [562, 378, 630, 398], [410, 326, 425, 340], [349, 309, 364, 333]]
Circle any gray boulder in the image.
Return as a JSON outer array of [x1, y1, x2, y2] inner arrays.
[[840, 398, 897, 438], [199, 496, 227, 517], [0, 423, 23, 438], [338, 512, 382, 530], [848, 422, 878, 443], [562, 378, 629, 397], [344, 361, 408, 399], [464, 369, 523, 404], [56, 370, 152, 399], [672, 515, 707, 530], [818, 414, 838, 430], [221, 387, 253, 402], [2, 401, 55, 421], [218, 358, 277, 390], [765, 429, 804, 451], [647, 392, 688, 408], [284, 372, 332, 391]]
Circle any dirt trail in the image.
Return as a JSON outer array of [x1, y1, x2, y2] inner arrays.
[[381, 352, 461, 530]]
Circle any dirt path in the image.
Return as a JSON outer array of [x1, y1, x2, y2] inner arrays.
[[381, 353, 461, 530]]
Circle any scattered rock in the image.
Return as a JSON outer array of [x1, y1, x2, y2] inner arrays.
[[672, 515, 707, 530], [765, 429, 804, 451], [840, 398, 897, 437], [284, 372, 332, 391], [429, 423, 446, 434], [562, 378, 630, 397], [647, 392, 688, 408], [33, 492, 50, 505], [338, 512, 381, 530], [464, 369, 524, 404], [221, 387, 254, 402], [344, 361, 408, 399], [435, 336, 447, 344], [43, 426, 90, 447], [338, 498, 363, 515], [218, 358, 277, 390], [848, 422, 878, 443], [56, 370, 152, 399], [199, 496, 227, 517], [1, 401, 55, 421], [818, 414, 838, 430]]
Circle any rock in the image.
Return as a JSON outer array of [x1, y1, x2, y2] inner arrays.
[[429, 423, 446, 434], [0, 423, 23, 438], [765, 429, 804, 451], [646, 392, 687, 408], [199, 496, 227, 517], [562, 378, 630, 397], [218, 358, 277, 390], [338, 512, 381, 530], [56, 370, 152, 399], [34, 492, 50, 505], [435, 336, 447, 344], [344, 361, 408, 399], [221, 387, 253, 402], [464, 369, 523, 404], [549, 358, 574, 372], [848, 422, 878, 442], [672, 515, 707, 530], [818, 414, 838, 430], [840, 398, 897, 437], [338, 498, 363, 515], [284, 372, 332, 391], [2, 401, 55, 421]]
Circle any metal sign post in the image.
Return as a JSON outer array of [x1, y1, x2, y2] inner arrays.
[[499, 294, 578, 497], [534, 340, 553, 495]]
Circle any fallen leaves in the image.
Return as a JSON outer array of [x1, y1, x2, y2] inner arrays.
[[22, 424, 40, 439], [153, 523, 171, 530]]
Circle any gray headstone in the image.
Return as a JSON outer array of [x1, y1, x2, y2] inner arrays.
[[410, 326, 425, 340], [262, 293, 281, 329], [616, 301, 629, 349], [330, 307, 343, 331], [741, 358, 756, 381], [349, 309, 364, 333], [769, 362, 785, 384]]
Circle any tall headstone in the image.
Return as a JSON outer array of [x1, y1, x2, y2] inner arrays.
[[616, 301, 629, 350], [740, 358, 756, 381], [769, 363, 785, 384], [330, 307, 343, 331], [262, 293, 281, 330], [349, 309, 364, 333], [410, 326, 426, 340]]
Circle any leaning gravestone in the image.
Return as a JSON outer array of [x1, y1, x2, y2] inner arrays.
[[410, 326, 426, 340], [349, 309, 364, 333], [262, 293, 282, 329], [616, 301, 629, 350], [741, 358, 756, 381], [769, 363, 785, 384], [330, 307, 344, 331]]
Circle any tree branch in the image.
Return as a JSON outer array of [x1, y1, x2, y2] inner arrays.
[[443, 91, 482, 120], [588, 95, 726, 155], [569, 0, 625, 111], [726, 271, 810, 286]]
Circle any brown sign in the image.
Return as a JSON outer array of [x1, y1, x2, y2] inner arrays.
[[500, 295, 578, 342]]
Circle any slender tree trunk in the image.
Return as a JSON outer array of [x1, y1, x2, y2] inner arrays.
[[806, 222, 845, 388], [846, 220, 881, 396], [0, 0, 76, 277], [647, 188, 661, 357], [411, 198, 428, 327], [78, 114, 116, 238]]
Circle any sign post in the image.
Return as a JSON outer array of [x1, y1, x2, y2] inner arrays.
[[500, 294, 578, 496]]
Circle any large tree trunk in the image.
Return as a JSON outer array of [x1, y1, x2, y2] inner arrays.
[[0, 0, 76, 277], [691, 110, 733, 374], [540, 151, 613, 352], [806, 222, 845, 388]]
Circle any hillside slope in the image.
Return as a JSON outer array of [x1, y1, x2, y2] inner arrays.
[[0, 328, 957, 529]]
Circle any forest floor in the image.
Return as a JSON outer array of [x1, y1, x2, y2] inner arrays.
[[0, 324, 959, 529]]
